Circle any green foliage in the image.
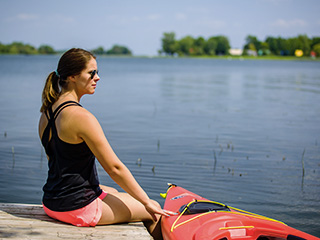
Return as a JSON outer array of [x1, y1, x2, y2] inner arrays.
[[204, 37, 218, 56], [177, 36, 195, 56], [38, 45, 55, 54], [260, 42, 270, 55], [91, 46, 106, 55], [0, 42, 132, 56], [244, 35, 261, 51], [311, 37, 320, 48], [0, 42, 35, 54], [312, 43, 320, 56], [0, 42, 55, 55], [296, 34, 310, 55], [91, 45, 132, 55], [161, 32, 177, 56], [1, 34, 319, 58], [106, 45, 132, 55], [252, 35, 316, 57], [193, 37, 206, 55], [161, 32, 230, 56], [214, 36, 230, 55]]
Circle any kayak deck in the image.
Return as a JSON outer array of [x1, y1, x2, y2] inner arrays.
[[161, 184, 319, 240]]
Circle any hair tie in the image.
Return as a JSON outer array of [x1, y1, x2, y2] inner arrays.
[[55, 70, 60, 78]]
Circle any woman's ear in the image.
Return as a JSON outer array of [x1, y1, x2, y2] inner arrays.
[[67, 75, 77, 83]]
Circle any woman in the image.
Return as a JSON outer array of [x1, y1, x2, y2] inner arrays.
[[38, 48, 167, 239]]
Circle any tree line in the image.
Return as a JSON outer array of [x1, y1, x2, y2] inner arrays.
[[2, 34, 320, 57], [0, 42, 132, 55], [161, 32, 320, 57], [91, 45, 132, 55], [160, 32, 230, 56], [244, 35, 320, 56], [0, 42, 55, 55]]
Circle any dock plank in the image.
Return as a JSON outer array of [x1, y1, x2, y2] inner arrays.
[[0, 203, 152, 240]]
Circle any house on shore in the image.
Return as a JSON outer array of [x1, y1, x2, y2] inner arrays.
[[229, 48, 243, 56]]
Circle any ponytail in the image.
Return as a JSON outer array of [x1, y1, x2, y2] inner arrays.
[[40, 71, 61, 112]]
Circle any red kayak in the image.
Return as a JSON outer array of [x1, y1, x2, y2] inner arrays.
[[161, 184, 319, 240]]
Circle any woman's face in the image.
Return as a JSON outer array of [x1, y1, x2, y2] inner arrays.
[[73, 57, 100, 96]]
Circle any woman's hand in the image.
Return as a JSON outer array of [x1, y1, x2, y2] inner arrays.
[[144, 200, 169, 221]]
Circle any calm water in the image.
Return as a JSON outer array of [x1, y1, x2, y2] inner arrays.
[[0, 55, 319, 237]]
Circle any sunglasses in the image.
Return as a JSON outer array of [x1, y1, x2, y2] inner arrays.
[[89, 70, 99, 79]]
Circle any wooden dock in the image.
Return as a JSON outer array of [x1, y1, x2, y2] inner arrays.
[[0, 203, 152, 240]]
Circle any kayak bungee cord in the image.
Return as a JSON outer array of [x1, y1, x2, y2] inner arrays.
[[170, 199, 286, 233]]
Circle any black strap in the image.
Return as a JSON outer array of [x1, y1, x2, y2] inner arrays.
[[43, 101, 82, 147], [50, 101, 82, 120], [44, 111, 49, 121]]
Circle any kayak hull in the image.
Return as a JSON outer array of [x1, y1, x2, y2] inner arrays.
[[161, 185, 319, 240]]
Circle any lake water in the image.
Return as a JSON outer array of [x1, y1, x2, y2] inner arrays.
[[0, 55, 319, 237]]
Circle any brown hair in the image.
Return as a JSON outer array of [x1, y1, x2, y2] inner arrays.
[[40, 48, 96, 112]]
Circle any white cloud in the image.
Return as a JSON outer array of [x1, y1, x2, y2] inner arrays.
[[147, 14, 161, 21], [17, 13, 38, 20], [271, 18, 307, 27], [6, 13, 39, 22], [175, 13, 187, 20], [53, 15, 75, 24]]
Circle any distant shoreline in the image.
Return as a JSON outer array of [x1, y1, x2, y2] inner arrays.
[[151, 55, 320, 61], [0, 54, 319, 62]]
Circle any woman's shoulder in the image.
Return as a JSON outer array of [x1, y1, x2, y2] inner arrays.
[[66, 104, 95, 120], [61, 105, 99, 130], [56, 104, 101, 143], [67, 107, 104, 142], [51, 99, 91, 118]]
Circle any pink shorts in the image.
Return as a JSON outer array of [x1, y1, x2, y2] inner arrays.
[[43, 191, 108, 227]]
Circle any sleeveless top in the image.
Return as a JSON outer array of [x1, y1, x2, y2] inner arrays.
[[41, 101, 102, 211]]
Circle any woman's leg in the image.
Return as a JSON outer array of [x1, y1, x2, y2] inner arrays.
[[97, 192, 162, 240]]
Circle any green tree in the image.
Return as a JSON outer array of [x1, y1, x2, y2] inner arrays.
[[9, 45, 19, 54], [297, 34, 311, 55], [177, 36, 194, 56], [192, 37, 205, 55], [161, 32, 177, 56], [288, 37, 300, 55], [25, 44, 37, 54], [6, 42, 37, 54], [311, 37, 320, 48], [244, 35, 261, 52], [204, 37, 217, 56], [38, 45, 55, 54], [106, 45, 132, 55], [0, 42, 9, 54], [214, 36, 230, 55], [312, 43, 320, 56], [277, 37, 289, 55], [92, 46, 105, 55], [266, 36, 278, 55], [260, 42, 270, 55]]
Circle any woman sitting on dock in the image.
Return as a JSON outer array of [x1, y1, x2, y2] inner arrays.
[[38, 48, 167, 240]]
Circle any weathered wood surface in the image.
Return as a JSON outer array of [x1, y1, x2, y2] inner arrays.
[[0, 203, 152, 240]]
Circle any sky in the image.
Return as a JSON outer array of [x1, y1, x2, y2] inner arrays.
[[1, 0, 319, 56]]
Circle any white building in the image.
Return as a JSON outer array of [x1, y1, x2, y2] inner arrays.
[[229, 48, 243, 56]]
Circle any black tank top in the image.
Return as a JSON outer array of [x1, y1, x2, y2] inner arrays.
[[41, 101, 102, 211]]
